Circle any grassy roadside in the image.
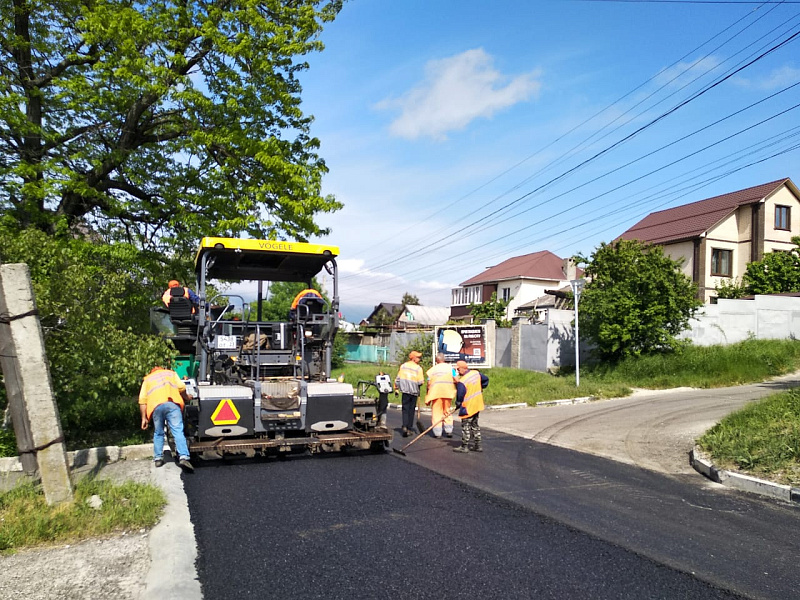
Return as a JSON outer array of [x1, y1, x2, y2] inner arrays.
[[0, 477, 165, 554], [698, 389, 800, 486]]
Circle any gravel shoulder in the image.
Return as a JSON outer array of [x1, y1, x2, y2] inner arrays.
[[0, 459, 156, 600]]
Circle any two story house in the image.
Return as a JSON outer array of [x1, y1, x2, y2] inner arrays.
[[618, 178, 800, 302], [450, 250, 576, 321]]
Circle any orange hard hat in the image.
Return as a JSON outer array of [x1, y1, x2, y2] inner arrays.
[[168, 280, 180, 288]]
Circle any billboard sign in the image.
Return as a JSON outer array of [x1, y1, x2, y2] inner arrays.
[[434, 325, 488, 366]]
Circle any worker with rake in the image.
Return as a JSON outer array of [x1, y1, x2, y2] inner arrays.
[[453, 360, 488, 453]]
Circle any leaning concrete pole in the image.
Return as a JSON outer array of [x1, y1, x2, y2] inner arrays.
[[0, 263, 73, 505]]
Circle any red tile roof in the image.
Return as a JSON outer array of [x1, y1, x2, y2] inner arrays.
[[618, 179, 792, 245], [460, 250, 568, 286]]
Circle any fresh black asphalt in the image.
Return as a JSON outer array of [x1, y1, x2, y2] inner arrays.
[[181, 421, 778, 599]]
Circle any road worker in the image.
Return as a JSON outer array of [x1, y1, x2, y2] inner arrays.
[[162, 280, 200, 312], [139, 365, 195, 472], [425, 352, 456, 438], [288, 288, 324, 320], [453, 360, 488, 453], [395, 351, 424, 437]]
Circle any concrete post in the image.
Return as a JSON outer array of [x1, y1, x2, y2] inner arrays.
[[0, 264, 73, 505], [510, 322, 521, 369]]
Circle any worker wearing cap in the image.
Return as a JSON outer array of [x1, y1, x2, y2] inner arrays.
[[395, 351, 424, 437], [425, 352, 456, 438], [453, 360, 488, 453], [138, 366, 195, 472], [161, 280, 200, 311]]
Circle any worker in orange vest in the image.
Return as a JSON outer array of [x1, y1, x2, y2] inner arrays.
[[453, 360, 488, 453], [289, 288, 324, 320], [138, 366, 195, 471], [161, 280, 200, 312], [425, 352, 456, 438]]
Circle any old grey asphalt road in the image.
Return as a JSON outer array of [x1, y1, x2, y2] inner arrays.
[[480, 371, 800, 479]]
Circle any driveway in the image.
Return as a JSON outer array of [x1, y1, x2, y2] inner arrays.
[[480, 372, 800, 479]]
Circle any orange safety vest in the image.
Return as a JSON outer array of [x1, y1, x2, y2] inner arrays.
[[162, 286, 189, 307], [138, 368, 186, 419], [291, 289, 323, 309], [395, 360, 424, 395], [458, 369, 485, 419], [425, 363, 456, 402]]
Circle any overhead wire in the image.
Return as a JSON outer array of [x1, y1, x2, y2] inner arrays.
[[344, 7, 800, 281], [342, 23, 800, 292], [341, 0, 779, 264]]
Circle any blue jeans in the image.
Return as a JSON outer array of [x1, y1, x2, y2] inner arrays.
[[152, 402, 190, 461]]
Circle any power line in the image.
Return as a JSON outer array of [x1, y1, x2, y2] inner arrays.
[[342, 1, 779, 262], [344, 23, 800, 288]]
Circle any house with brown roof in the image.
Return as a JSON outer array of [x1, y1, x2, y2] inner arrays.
[[450, 250, 577, 321], [618, 178, 800, 302]]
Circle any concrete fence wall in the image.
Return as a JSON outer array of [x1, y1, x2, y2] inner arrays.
[[680, 295, 800, 346], [345, 296, 800, 372]]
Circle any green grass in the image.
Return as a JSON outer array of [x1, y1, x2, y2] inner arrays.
[[0, 477, 166, 553], [698, 389, 800, 486], [340, 339, 800, 406]]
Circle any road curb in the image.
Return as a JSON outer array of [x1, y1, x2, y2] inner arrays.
[[388, 402, 529, 412], [0, 443, 152, 475], [690, 446, 800, 504], [537, 396, 595, 407]]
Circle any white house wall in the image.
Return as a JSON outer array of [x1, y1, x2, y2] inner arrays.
[[764, 186, 800, 249], [663, 240, 694, 278], [501, 278, 570, 320]]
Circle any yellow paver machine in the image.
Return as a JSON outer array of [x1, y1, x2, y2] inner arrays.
[[156, 237, 391, 458]]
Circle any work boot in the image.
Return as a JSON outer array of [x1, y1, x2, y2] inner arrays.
[[154, 459, 164, 468], [445, 432, 453, 438], [402, 427, 410, 437], [471, 444, 483, 453], [178, 458, 195, 473], [453, 445, 470, 453]]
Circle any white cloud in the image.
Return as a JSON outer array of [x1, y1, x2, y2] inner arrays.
[[654, 56, 721, 89], [375, 48, 542, 141], [733, 65, 800, 91]]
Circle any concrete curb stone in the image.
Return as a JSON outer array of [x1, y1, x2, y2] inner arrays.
[[690, 446, 800, 504]]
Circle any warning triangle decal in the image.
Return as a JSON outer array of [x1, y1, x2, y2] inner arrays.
[[210, 399, 241, 425]]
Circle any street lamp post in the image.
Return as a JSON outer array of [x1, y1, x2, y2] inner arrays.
[[570, 279, 585, 388]]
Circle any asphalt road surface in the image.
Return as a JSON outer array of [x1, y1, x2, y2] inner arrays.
[[185, 453, 744, 600], [185, 378, 800, 599]]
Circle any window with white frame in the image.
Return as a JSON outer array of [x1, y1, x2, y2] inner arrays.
[[451, 286, 482, 305], [501, 287, 510, 302]]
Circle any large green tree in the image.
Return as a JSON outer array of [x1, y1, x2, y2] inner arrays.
[[0, 223, 176, 452], [578, 240, 702, 361], [1, 0, 342, 253]]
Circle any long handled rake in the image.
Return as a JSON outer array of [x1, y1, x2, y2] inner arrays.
[[393, 410, 455, 456]]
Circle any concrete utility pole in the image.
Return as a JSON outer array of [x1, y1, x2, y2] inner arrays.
[[0, 264, 73, 505], [570, 279, 585, 388]]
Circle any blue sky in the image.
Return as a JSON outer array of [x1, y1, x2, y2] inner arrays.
[[293, 0, 800, 322]]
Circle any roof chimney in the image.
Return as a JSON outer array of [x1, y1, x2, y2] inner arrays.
[[562, 258, 577, 281]]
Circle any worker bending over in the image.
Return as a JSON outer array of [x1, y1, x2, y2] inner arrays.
[[425, 353, 456, 438]]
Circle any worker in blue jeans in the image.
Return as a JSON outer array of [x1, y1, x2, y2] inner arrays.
[[139, 366, 195, 472]]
